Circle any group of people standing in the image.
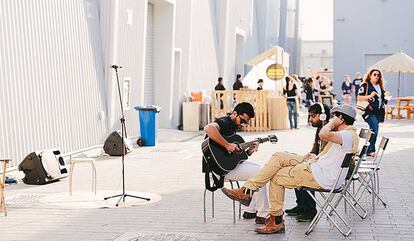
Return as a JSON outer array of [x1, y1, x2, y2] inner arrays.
[[214, 74, 264, 92]]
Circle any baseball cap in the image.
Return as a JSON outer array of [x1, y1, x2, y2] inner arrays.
[[331, 104, 357, 120]]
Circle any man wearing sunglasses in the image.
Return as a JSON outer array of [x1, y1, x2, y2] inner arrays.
[[221, 104, 359, 234], [203, 102, 269, 224]]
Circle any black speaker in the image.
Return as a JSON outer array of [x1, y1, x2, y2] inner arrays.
[[103, 131, 133, 156], [19, 149, 68, 185]]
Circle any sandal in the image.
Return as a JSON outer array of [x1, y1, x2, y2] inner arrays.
[[367, 152, 376, 157]]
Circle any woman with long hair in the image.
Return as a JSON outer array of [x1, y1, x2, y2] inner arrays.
[[283, 76, 300, 129], [357, 69, 387, 157]]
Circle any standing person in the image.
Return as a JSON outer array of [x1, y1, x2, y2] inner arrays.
[[215, 77, 226, 109], [203, 102, 269, 224], [352, 72, 363, 100], [221, 104, 359, 234], [341, 74, 353, 105], [357, 69, 387, 157], [285, 103, 330, 222], [291, 74, 303, 111], [304, 78, 315, 108], [214, 77, 225, 91], [283, 76, 300, 129], [313, 75, 321, 102], [233, 74, 243, 90], [257, 79, 264, 90]]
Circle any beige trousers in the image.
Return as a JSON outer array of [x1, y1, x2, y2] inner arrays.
[[244, 152, 321, 216]]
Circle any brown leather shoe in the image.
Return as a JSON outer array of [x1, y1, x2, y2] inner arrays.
[[255, 216, 266, 224], [255, 215, 285, 234], [221, 187, 252, 206]]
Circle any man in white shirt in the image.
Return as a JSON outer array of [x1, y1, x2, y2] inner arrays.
[[221, 104, 359, 234]]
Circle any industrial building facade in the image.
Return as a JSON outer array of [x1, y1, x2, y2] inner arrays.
[[0, 0, 300, 166], [333, 0, 414, 96]]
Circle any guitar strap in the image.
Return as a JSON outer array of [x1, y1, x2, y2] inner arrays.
[[203, 156, 225, 192]]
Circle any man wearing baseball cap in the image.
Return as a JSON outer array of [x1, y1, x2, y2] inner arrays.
[[221, 104, 359, 234]]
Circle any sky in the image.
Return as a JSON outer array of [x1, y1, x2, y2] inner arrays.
[[300, 0, 333, 40]]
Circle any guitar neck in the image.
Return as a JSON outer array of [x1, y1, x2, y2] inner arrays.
[[239, 138, 269, 150]]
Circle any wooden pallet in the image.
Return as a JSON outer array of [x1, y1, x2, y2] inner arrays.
[[211, 90, 271, 132]]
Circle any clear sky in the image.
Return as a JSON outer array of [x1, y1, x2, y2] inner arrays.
[[300, 0, 333, 40]]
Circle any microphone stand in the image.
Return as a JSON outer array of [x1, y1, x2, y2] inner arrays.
[[104, 65, 150, 206]]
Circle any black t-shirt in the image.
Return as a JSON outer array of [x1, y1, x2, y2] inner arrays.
[[304, 84, 314, 100], [353, 78, 363, 92], [257, 86, 263, 90], [215, 116, 238, 136], [202, 116, 238, 173], [283, 84, 297, 102], [233, 80, 243, 90], [215, 83, 225, 91]]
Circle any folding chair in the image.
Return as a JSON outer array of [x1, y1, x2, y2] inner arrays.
[[328, 144, 369, 220], [302, 153, 355, 237], [203, 179, 241, 224], [354, 137, 389, 211]]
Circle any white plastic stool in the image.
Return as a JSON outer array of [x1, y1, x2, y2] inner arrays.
[[69, 158, 97, 195]]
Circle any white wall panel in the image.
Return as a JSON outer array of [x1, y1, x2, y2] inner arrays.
[[0, 0, 106, 167]]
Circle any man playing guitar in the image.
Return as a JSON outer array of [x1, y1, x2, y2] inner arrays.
[[203, 102, 269, 224]]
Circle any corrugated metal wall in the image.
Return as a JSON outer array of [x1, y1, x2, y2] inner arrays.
[[0, 0, 106, 167]]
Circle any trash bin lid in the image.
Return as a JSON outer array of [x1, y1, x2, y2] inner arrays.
[[134, 105, 162, 112]]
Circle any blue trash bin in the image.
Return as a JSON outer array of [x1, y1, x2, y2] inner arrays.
[[134, 105, 161, 146]]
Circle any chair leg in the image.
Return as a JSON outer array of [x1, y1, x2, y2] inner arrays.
[[1, 196, 6, 216], [230, 181, 235, 224], [236, 181, 241, 219], [306, 191, 351, 237], [69, 163, 75, 196], [92, 163, 97, 195], [203, 189, 207, 223], [212, 191, 214, 218]]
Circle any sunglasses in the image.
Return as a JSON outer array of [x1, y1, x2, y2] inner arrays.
[[372, 73, 381, 77], [238, 115, 249, 125], [331, 112, 341, 118]]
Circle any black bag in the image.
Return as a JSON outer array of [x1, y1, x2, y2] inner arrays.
[[202, 157, 225, 192]]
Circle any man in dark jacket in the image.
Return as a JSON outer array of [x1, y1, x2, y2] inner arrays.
[[233, 74, 243, 90]]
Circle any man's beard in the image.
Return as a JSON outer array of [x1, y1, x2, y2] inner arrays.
[[311, 120, 322, 127]]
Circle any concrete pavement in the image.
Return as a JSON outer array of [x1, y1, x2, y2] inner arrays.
[[1, 117, 414, 241]]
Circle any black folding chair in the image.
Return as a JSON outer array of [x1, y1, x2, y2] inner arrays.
[[203, 179, 241, 224]]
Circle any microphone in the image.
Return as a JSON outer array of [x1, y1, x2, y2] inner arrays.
[[111, 65, 122, 69]]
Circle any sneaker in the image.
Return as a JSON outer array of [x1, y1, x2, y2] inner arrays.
[[295, 211, 316, 222], [242, 211, 257, 219], [285, 206, 303, 216], [221, 187, 253, 206], [255, 215, 285, 234]]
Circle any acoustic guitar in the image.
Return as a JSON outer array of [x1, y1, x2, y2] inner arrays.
[[202, 134, 278, 176]]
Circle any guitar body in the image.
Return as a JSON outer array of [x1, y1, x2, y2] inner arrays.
[[202, 134, 249, 176]]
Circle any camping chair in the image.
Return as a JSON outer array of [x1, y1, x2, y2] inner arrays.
[[302, 153, 356, 237], [354, 137, 389, 211], [203, 178, 241, 224]]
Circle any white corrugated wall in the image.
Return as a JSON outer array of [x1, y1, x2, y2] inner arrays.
[[0, 0, 106, 167]]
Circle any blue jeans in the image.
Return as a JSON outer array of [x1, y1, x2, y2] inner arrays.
[[287, 101, 298, 129], [365, 114, 379, 153]]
